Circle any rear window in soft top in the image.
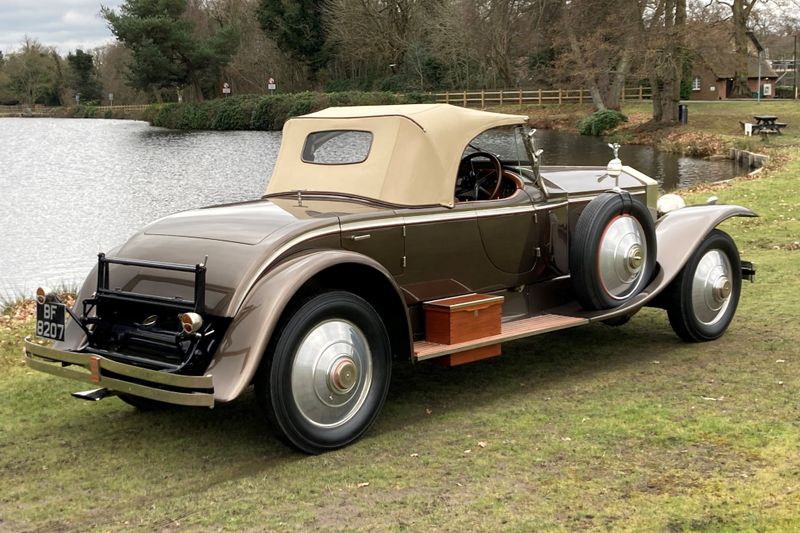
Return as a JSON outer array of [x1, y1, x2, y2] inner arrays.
[[301, 130, 373, 165]]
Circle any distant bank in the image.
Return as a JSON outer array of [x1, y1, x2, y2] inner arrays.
[[1, 91, 431, 131]]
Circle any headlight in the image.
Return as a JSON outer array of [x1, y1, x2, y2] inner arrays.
[[657, 194, 685, 216]]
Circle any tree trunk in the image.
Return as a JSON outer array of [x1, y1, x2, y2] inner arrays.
[[606, 44, 634, 110], [566, 27, 606, 111], [729, 0, 753, 97], [652, 0, 684, 124], [192, 74, 204, 102]]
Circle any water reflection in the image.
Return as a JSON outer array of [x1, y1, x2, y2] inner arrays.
[[0, 118, 280, 299]]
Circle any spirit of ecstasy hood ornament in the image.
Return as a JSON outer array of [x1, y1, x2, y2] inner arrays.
[[602, 142, 623, 188]]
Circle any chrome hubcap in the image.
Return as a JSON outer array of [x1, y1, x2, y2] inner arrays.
[[692, 250, 733, 325], [291, 320, 372, 428], [627, 244, 644, 270], [329, 357, 357, 394], [598, 215, 648, 300]]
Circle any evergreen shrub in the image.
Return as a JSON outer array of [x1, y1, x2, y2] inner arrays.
[[149, 91, 435, 131], [577, 109, 628, 136]]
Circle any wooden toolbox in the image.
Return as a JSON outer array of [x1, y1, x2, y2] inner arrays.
[[423, 293, 504, 366]]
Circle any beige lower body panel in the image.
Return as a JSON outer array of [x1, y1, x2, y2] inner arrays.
[[24, 337, 214, 407]]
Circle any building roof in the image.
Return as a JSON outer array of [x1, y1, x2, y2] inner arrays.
[[701, 54, 778, 79]]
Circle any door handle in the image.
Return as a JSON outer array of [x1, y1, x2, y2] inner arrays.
[[349, 234, 371, 242]]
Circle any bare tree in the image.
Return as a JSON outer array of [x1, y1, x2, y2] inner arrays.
[[3, 37, 58, 105], [556, 0, 641, 110], [715, 0, 759, 97]]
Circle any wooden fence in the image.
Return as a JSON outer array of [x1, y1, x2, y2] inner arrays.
[[0, 104, 152, 117], [433, 87, 652, 107]]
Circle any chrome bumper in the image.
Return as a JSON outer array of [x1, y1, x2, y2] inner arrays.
[[24, 337, 214, 407]]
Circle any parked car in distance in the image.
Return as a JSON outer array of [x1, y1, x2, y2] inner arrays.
[[26, 104, 756, 453]]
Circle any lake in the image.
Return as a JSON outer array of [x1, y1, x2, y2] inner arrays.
[[0, 118, 746, 301]]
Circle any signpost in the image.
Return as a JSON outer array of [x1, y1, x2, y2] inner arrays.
[[267, 77, 276, 93], [222, 82, 231, 97], [108, 93, 114, 107]]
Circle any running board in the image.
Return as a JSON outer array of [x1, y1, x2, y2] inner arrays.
[[414, 314, 588, 362]]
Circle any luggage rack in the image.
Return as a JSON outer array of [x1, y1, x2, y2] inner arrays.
[[94, 252, 207, 314], [73, 253, 216, 374]]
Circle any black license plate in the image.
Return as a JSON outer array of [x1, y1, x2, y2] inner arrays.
[[36, 302, 66, 341]]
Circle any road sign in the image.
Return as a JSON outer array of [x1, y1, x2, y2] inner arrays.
[[267, 78, 276, 91], [222, 82, 231, 95]]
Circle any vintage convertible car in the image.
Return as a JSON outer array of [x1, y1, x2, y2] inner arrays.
[[25, 104, 756, 453]]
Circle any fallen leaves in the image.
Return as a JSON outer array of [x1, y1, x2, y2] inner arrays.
[[1, 293, 75, 329]]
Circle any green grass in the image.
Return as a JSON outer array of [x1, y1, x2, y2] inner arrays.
[[2, 107, 799, 530], [622, 100, 800, 147]]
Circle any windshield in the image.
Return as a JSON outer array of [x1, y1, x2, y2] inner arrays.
[[462, 125, 532, 169]]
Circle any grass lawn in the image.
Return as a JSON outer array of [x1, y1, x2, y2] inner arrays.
[[2, 103, 799, 531]]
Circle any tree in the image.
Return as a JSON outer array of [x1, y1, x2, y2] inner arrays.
[[3, 37, 58, 105], [556, 0, 640, 111], [648, 0, 687, 124], [256, 0, 328, 80], [67, 49, 103, 103], [101, 0, 239, 101], [718, 0, 759, 98]]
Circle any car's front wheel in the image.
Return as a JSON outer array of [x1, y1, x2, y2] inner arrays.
[[255, 291, 392, 454], [664, 229, 741, 342]]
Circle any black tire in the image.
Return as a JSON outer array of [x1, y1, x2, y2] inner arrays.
[[570, 191, 657, 310], [665, 229, 741, 342], [118, 393, 170, 411], [255, 291, 392, 454]]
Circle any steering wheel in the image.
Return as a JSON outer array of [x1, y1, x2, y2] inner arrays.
[[456, 151, 504, 201]]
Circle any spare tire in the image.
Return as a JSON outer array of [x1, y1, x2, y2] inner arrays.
[[570, 191, 656, 310]]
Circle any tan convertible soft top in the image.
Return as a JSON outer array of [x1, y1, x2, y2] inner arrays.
[[265, 104, 527, 207]]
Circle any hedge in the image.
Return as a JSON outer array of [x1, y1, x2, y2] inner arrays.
[[148, 91, 433, 131]]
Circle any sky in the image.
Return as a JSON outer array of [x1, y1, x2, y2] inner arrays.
[[0, 0, 124, 54]]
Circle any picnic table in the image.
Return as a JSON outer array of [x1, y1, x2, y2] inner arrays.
[[752, 115, 787, 135]]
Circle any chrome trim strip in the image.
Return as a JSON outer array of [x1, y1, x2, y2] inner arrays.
[[402, 210, 478, 225], [24, 338, 214, 407], [340, 201, 570, 232], [475, 201, 568, 217], [340, 219, 407, 232]]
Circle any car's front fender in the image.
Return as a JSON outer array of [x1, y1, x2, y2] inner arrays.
[[206, 249, 410, 402], [586, 204, 757, 321], [653, 204, 756, 287]]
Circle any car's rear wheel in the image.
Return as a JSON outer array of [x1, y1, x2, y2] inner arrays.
[[664, 229, 741, 342], [570, 191, 657, 310], [255, 291, 392, 454]]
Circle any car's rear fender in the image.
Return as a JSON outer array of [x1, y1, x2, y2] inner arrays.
[[207, 249, 411, 402]]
